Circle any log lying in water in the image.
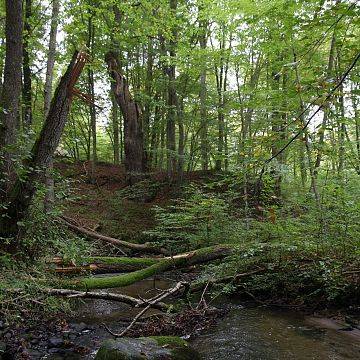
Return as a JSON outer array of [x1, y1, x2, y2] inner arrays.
[[60, 215, 169, 255], [63, 245, 234, 290], [46, 288, 169, 311]]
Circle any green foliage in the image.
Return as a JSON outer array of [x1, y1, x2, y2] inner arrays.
[[116, 179, 163, 202], [145, 185, 233, 252]]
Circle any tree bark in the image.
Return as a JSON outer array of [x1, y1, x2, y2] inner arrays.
[[313, 30, 336, 177], [143, 38, 154, 159], [63, 245, 234, 290], [0, 0, 23, 199], [0, 52, 81, 239], [44, 0, 60, 214], [22, 0, 33, 128], [87, 11, 97, 182], [105, 51, 146, 179], [47, 288, 169, 311], [166, 0, 178, 177], [60, 215, 168, 255], [199, 13, 208, 171], [111, 93, 120, 164]]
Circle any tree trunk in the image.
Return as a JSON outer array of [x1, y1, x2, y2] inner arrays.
[[166, 0, 178, 177], [44, 0, 60, 214], [0, 0, 23, 199], [105, 52, 146, 179], [63, 245, 234, 290], [314, 30, 336, 177], [143, 38, 154, 159], [111, 93, 120, 164], [177, 97, 185, 179], [199, 15, 208, 171], [0, 52, 81, 239], [60, 215, 169, 255], [87, 11, 97, 182], [22, 0, 33, 128], [351, 85, 360, 173]]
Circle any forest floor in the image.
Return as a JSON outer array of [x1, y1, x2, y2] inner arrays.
[[57, 159, 221, 244], [1, 159, 359, 359]]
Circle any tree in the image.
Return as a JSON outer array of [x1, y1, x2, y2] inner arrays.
[[0, 52, 85, 240], [44, 0, 60, 213], [105, 51, 146, 179], [0, 0, 23, 199]]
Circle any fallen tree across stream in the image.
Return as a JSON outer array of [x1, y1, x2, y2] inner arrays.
[[52, 256, 158, 273], [46, 288, 169, 311], [61, 245, 234, 290]]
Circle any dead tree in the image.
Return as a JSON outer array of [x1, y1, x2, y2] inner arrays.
[[0, 51, 87, 240], [105, 51, 147, 180]]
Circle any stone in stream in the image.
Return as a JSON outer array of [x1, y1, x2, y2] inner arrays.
[[95, 336, 201, 360]]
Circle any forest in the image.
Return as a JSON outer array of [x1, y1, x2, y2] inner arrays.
[[0, 0, 359, 359]]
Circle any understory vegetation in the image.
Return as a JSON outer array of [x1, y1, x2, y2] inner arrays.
[[1, 168, 359, 322]]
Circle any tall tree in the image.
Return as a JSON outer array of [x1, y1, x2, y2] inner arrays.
[[22, 0, 32, 127], [105, 52, 146, 180], [0, 0, 23, 199], [44, 0, 60, 213], [166, 0, 178, 176], [199, 7, 208, 171], [87, 9, 97, 182]]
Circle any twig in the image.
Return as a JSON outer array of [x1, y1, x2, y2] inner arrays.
[[103, 281, 187, 337], [197, 281, 210, 310]]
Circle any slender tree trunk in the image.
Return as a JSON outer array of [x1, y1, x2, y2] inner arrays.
[[177, 97, 185, 180], [44, 0, 60, 214], [22, 0, 33, 128], [87, 12, 97, 182], [0, 0, 23, 200], [351, 85, 360, 173], [44, 0, 60, 117], [143, 38, 153, 159], [166, 0, 178, 177], [293, 51, 320, 205], [336, 52, 346, 174], [314, 30, 336, 177], [199, 14, 208, 171], [214, 25, 230, 172], [149, 94, 160, 168]]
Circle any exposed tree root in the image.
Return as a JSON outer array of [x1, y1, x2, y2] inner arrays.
[[60, 216, 169, 255], [62, 245, 234, 290]]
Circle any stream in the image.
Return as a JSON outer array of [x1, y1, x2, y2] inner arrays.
[[43, 277, 360, 359]]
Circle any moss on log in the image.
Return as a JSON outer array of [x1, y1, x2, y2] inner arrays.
[[64, 245, 234, 290], [53, 256, 159, 274], [86, 256, 158, 267]]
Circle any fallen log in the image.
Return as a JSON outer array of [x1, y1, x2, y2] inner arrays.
[[60, 216, 168, 255], [53, 256, 159, 274], [46, 288, 169, 311], [63, 245, 234, 290]]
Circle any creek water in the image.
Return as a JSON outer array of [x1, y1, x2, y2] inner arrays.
[[68, 277, 360, 359], [191, 305, 360, 360]]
